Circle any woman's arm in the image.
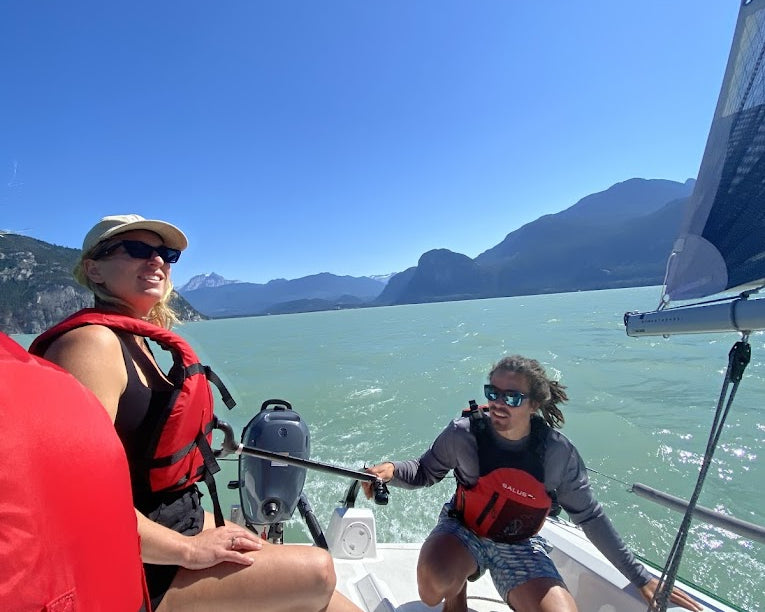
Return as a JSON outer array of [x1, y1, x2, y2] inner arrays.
[[136, 509, 260, 569], [44, 325, 262, 569], [43, 325, 127, 423]]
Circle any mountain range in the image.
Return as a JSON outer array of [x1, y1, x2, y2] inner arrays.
[[179, 177, 694, 314], [1, 177, 694, 333], [374, 178, 693, 305], [178, 273, 386, 318]]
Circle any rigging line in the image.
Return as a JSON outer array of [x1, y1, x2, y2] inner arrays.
[[585, 467, 632, 488], [658, 252, 676, 310], [649, 339, 750, 612], [651, 362, 739, 610]]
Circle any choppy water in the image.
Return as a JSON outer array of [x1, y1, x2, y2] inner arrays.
[[14, 286, 765, 610]]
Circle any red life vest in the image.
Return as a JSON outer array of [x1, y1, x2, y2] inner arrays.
[[1, 332, 149, 611], [30, 309, 236, 497], [455, 405, 553, 543]]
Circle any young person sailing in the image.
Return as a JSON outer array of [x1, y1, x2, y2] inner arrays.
[[363, 355, 702, 612]]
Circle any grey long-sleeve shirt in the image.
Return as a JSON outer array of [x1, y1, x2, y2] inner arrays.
[[389, 416, 652, 587]]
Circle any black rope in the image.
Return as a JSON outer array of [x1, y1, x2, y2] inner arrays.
[[586, 467, 632, 488], [648, 340, 750, 612]]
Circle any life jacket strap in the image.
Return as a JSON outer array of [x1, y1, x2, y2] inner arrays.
[[153, 420, 215, 468], [462, 399, 489, 434], [204, 366, 237, 409], [197, 430, 225, 527], [184, 363, 237, 410]]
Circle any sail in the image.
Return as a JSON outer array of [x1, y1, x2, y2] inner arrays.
[[664, 0, 765, 301]]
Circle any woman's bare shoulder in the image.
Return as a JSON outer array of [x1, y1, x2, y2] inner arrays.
[[44, 324, 123, 364], [43, 324, 129, 416]]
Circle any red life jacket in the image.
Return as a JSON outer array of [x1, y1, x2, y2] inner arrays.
[[30, 309, 236, 500], [1, 332, 149, 611], [454, 404, 553, 543]]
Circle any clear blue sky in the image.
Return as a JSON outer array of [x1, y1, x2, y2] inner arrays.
[[0, 2, 739, 286]]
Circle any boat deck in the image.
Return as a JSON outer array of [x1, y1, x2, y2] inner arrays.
[[334, 543, 505, 612], [330, 515, 740, 612]]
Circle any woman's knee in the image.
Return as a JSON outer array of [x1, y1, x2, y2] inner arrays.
[[297, 547, 337, 596], [162, 548, 338, 612], [315, 548, 338, 590]]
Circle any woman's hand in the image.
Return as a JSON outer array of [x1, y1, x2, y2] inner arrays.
[[182, 526, 263, 570], [639, 577, 703, 611], [361, 462, 395, 499]]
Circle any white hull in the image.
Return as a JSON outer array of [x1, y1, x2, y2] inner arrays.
[[326, 510, 739, 612]]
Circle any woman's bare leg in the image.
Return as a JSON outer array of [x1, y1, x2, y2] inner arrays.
[[158, 540, 359, 612], [326, 589, 363, 612]]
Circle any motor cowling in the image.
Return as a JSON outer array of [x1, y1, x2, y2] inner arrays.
[[238, 399, 309, 525]]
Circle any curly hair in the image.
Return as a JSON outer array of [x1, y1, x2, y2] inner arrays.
[[73, 243, 180, 330], [488, 355, 567, 429]]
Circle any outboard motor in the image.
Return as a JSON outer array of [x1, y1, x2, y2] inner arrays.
[[238, 399, 309, 540], [218, 398, 386, 547]]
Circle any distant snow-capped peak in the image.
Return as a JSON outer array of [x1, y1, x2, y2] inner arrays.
[[179, 272, 239, 292]]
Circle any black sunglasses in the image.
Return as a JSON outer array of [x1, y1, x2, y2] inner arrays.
[[484, 384, 528, 407], [92, 240, 182, 264]]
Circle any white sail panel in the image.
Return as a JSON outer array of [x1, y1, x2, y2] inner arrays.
[[665, 0, 765, 301]]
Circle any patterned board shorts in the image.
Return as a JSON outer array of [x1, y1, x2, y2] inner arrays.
[[429, 502, 564, 600]]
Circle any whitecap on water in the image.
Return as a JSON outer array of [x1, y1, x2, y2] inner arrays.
[[347, 387, 383, 399]]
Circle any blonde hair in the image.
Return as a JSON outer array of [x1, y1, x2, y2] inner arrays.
[[488, 355, 567, 429], [74, 243, 180, 330]]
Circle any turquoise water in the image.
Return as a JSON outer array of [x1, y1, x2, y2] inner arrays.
[[14, 286, 765, 610]]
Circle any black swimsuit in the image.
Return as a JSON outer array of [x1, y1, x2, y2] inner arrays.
[[114, 336, 205, 610]]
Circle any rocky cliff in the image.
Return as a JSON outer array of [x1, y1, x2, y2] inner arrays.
[[0, 234, 204, 334]]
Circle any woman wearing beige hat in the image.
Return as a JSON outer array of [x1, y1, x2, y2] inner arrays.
[[31, 214, 361, 612]]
